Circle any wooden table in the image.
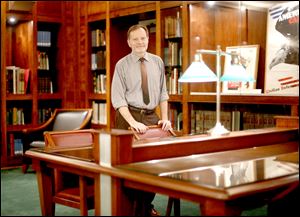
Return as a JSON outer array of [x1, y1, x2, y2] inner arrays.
[[25, 127, 299, 216], [116, 144, 299, 215]]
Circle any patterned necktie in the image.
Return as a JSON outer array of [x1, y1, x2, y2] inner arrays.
[[140, 57, 150, 105]]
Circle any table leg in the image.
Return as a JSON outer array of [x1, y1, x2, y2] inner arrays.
[[33, 159, 55, 216]]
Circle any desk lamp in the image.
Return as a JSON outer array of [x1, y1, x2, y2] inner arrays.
[[179, 45, 254, 136]]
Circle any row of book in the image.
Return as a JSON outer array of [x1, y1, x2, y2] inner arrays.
[[93, 73, 106, 94], [168, 108, 183, 131], [190, 108, 277, 134], [6, 66, 30, 94], [91, 50, 106, 70], [6, 107, 25, 125], [191, 110, 232, 134], [91, 29, 106, 47], [166, 67, 183, 95], [7, 107, 55, 125], [38, 77, 53, 93], [38, 108, 54, 124], [37, 51, 50, 70], [8, 134, 24, 156], [92, 101, 107, 125], [37, 31, 51, 47], [164, 12, 182, 39], [164, 42, 182, 67]]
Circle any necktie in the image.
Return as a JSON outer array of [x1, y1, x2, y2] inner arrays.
[[140, 57, 150, 105]]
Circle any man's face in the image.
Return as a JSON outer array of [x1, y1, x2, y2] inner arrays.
[[127, 28, 149, 56]]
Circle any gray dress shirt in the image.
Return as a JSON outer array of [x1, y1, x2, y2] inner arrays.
[[111, 52, 169, 110]]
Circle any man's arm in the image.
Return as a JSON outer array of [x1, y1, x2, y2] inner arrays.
[[118, 106, 148, 133], [158, 100, 172, 131]]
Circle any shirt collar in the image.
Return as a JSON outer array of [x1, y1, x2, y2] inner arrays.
[[131, 52, 149, 63]]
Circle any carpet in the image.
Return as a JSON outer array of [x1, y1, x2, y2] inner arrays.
[[1, 168, 267, 216]]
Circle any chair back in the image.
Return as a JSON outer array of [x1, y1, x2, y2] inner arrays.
[[44, 129, 97, 149], [130, 125, 176, 140], [52, 109, 92, 131]]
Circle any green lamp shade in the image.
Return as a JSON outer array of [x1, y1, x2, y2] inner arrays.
[[178, 61, 217, 83]]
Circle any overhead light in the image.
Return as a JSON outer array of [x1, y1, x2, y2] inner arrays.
[[7, 16, 17, 25]]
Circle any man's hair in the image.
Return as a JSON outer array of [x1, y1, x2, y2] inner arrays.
[[127, 24, 149, 40]]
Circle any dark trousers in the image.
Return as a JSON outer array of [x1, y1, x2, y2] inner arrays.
[[116, 107, 159, 130], [115, 108, 159, 215]]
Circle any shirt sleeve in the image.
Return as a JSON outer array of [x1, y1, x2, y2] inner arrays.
[[159, 58, 169, 102], [111, 61, 128, 110]]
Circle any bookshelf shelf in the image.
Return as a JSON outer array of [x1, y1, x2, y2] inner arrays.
[[188, 94, 299, 105], [89, 93, 106, 100], [6, 95, 33, 100], [168, 95, 183, 102], [37, 93, 62, 100], [7, 125, 36, 132]]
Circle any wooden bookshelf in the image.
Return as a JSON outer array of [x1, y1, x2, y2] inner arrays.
[[1, 1, 64, 168]]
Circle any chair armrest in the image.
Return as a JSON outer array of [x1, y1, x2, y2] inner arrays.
[[22, 113, 57, 135]]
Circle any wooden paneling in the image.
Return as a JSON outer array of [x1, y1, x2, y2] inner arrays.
[[188, 3, 268, 93], [36, 1, 62, 21], [160, 1, 184, 9], [61, 2, 78, 108], [12, 22, 33, 69], [109, 1, 156, 18], [189, 2, 216, 93], [247, 9, 267, 90], [85, 1, 107, 22], [87, 1, 107, 16]]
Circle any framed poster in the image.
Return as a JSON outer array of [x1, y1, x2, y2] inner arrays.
[[265, 1, 299, 95], [222, 45, 260, 93]]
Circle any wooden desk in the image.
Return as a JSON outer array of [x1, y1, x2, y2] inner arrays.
[[25, 127, 299, 216], [117, 143, 299, 216]]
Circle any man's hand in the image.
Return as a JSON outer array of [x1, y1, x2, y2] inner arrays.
[[131, 122, 149, 133], [158, 120, 172, 131]]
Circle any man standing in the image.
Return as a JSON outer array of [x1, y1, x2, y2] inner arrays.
[[111, 24, 171, 215]]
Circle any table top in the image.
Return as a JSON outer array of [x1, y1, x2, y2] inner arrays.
[[117, 146, 299, 189], [32, 146, 94, 162]]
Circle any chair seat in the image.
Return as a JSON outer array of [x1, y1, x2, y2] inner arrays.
[[30, 141, 46, 148]]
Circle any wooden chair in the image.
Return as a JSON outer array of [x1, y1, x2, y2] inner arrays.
[[43, 129, 98, 216], [130, 125, 180, 216], [22, 108, 93, 173]]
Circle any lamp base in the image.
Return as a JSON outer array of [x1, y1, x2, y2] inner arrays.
[[207, 122, 230, 136]]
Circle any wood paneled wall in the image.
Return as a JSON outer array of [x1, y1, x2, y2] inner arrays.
[[189, 3, 267, 92]]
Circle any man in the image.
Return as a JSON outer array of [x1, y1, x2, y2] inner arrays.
[[111, 24, 171, 215]]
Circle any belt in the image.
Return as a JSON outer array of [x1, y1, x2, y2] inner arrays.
[[128, 105, 155, 115]]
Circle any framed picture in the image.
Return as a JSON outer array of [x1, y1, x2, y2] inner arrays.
[[265, 1, 299, 96], [222, 45, 260, 93]]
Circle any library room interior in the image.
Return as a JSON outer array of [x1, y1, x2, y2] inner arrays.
[[1, 1, 299, 216]]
